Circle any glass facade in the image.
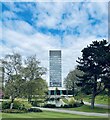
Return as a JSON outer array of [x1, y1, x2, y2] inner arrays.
[[49, 50, 62, 87]]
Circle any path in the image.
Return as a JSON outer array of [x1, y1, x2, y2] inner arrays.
[[32, 107, 108, 117]]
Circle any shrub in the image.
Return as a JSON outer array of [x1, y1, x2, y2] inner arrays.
[[2, 101, 11, 109], [28, 108, 42, 112], [2, 109, 27, 113], [62, 104, 70, 108], [73, 102, 82, 107], [68, 97, 75, 106], [62, 98, 69, 104], [44, 104, 56, 108], [21, 101, 32, 110], [2, 100, 32, 110], [31, 100, 40, 107], [13, 101, 23, 110]]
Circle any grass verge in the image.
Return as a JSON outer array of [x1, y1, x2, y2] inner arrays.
[[60, 105, 108, 113], [1, 111, 104, 118]]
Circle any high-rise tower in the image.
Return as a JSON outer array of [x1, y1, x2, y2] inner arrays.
[[49, 50, 62, 87]]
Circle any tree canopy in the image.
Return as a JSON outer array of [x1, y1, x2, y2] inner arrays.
[[76, 40, 110, 108], [2, 53, 48, 105], [64, 68, 83, 96]]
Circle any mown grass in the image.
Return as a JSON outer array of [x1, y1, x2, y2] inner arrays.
[[75, 94, 109, 105], [61, 105, 109, 113], [83, 95, 109, 105], [1, 111, 104, 118]]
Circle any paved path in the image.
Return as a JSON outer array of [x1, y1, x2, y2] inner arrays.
[[84, 101, 110, 109], [33, 107, 108, 117]]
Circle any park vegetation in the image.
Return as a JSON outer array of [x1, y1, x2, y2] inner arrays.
[[2, 53, 48, 110], [64, 40, 110, 109], [1, 39, 109, 113]]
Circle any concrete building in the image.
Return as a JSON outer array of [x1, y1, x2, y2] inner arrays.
[[49, 50, 62, 87], [48, 50, 71, 96]]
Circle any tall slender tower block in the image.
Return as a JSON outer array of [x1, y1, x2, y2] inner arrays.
[[49, 50, 62, 87]]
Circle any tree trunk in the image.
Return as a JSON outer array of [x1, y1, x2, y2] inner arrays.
[[91, 75, 97, 109], [28, 95, 31, 103], [10, 98, 14, 109], [91, 94, 95, 109], [72, 82, 74, 97]]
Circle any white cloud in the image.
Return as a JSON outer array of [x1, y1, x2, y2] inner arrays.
[[1, 2, 108, 85], [2, 11, 18, 19], [3, 20, 36, 34]]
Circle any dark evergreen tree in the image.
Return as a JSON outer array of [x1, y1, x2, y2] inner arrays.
[[76, 40, 109, 109]]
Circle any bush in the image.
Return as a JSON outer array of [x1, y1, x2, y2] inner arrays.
[[31, 101, 39, 107], [68, 97, 75, 106], [28, 108, 42, 112], [13, 101, 24, 110], [21, 101, 32, 110], [62, 98, 69, 104], [2, 101, 11, 109], [44, 104, 56, 108], [2, 100, 32, 110], [61, 100, 83, 108], [2, 109, 27, 113], [73, 102, 82, 107], [62, 104, 70, 108]]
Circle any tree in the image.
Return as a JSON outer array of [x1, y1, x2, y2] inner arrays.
[[5, 75, 25, 102], [2, 53, 48, 106], [2, 53, 23, 108], [100, 43, 110, 96], [35, 78, 48, 100], [22, 55, 46, 81], [64, 68, 83, 96], [21, 55, 47, 102], [76, 40, 109, 109]]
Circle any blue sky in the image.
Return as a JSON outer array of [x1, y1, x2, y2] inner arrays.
[[0, 1, 108, 85]]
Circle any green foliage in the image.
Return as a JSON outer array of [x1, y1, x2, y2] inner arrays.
[[62, 102, 82, 108], [76, 40, 110, 108], [28, 108, 42, 112], [16, 101, 32, 110], [64, 68, 83, 96], [31, 100, 44, 107], [44, 104, 56, 108], [2, 101, 11, 109], [73, 102, 83, 107], [3, 53, 48, 103], [62, 104, 70, 108], [31, 100, 38, 107], [3, 53, 23, 101], [68, 97, 75, 106], [2, 100, 32, 110], [2, 109, 27, 113], [62, 98, 69, 104]]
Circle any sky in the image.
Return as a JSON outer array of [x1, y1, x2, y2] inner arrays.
[[0, 1, 108, 86]]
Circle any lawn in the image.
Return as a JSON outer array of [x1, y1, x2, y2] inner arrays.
[[61, 105, 109, 113], [1, 111, 103, 118], [83, 95, 109, 105]]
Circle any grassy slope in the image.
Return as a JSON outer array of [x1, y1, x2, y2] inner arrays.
[[1, 111, 103, 118], [61, 105, 108, 113], [75, 94, 109, 105], [83, 95, 109, 105]]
